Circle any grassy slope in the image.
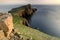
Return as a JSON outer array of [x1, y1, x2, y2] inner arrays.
[[13, 16, 60, 40]]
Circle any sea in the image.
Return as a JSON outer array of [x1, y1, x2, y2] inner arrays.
[[0, 5, 60, 37]]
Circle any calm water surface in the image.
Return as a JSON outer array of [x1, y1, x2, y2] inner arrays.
[[30, 5, 60, 37]]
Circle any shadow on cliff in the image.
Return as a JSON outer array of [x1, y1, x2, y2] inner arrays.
[[8, 4, 37, 27]]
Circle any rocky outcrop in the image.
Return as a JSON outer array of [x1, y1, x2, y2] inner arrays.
[[0, 12, 32, 40], [8, 4, 37, 19], [20, 18, 31, 27], [0, 12, 13, 38], [0, 30, 8, 40], [9, 28, 23, 40], [9, 27, 33, 40], [8, 4, 37, 26], [0, 4, 36, 40]]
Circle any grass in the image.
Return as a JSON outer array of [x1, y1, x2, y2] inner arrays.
[[13, 16, 60, 40]]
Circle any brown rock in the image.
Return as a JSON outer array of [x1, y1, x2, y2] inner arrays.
[[22, 19, 30, 27], [0, 30, 8, 40], [0, 30, 5, 39], [27, 37, 33, 40], [12, 27, 18, 33], [8, 4, 37, 26], [8, 4, 37, 20], [0, 12, 13, 38]]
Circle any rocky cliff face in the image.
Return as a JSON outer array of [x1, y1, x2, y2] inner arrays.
[[8, 4, 37, 19], [8, 4, 37, 26], [0, 4, 37, 40], [0, 30, 8, 40], [0, 12, 32, 40], [0, 12, 13, 38]]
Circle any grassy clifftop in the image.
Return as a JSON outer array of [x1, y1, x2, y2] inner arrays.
[[9, 4, 60, 40], [13, 16, 60, 40]]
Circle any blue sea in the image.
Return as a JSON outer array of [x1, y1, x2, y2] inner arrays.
[[1, 5, 60, 37]]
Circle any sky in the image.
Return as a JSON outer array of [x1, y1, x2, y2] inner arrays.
[[0, 0, 60, 5]]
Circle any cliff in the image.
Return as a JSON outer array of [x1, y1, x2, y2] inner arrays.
[[0, 12, 13, 38], [0, 12, 25, 40], [8, 4, 60, 40], [8, 4, 37, 26], [8, 4, 37, 20], [0, 4, 59, 40]]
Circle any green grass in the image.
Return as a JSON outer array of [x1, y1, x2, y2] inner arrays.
[[13, 16, 60, 40]]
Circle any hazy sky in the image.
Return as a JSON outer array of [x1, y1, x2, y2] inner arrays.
[[0, 0, 60, 5]]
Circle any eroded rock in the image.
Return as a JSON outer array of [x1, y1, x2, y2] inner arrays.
[[8, 4, 37, 26], [0, 12, 13, 38], [8, 4, 37, 20], [10, 27, 24, 40], [22, 19, 30, 27], [0, 30, 8, 40]]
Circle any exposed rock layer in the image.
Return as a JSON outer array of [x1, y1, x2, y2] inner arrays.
[[8, 4, 37, 26], [8, 4, 37, 19], [0, 30, 8, 40], [0, 4, 36, 40], [0, 12, 13, 38]]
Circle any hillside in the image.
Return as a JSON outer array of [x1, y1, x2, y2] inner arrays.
[[9, 4, 60, 40], [13, 16, 60, 40]]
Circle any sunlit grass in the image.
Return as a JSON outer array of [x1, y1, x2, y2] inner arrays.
[[13, 16, 60, 40]]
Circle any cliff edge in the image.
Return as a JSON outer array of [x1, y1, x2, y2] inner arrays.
[[8, 4, 37, 20], [8, 4, 37, 26], [0, 12, 13, 38]]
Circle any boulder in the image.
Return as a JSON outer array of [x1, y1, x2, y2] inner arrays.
[[0, 12, 13, 38], [10, 28, 24, 40], [27, 37, 33, 40]]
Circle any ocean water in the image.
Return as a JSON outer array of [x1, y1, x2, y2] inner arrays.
[[30, 5, 60, 37], [0, 5, 60, 37]]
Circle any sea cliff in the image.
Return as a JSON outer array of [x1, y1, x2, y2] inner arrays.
[[8, 4, 37, 27], [0, 4, 60, 40]]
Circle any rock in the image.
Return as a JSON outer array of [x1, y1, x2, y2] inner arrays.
[[8, 4, 37, 26], [10, 29, 24, 40], [27, 37, 33, 40], [12, 27, 18, 33], [29, 37, 33, 40], [8, 4, 37, 21], [0, 12, 13, 38], [10, 33, 20, 40], [19, 18, 31, 27], [0, 30, 8, 40], [19, 19, 31, 27]]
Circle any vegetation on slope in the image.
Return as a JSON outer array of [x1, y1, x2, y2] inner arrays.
[[13, 16, 60, 40], [8, 4, 60, 40]]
